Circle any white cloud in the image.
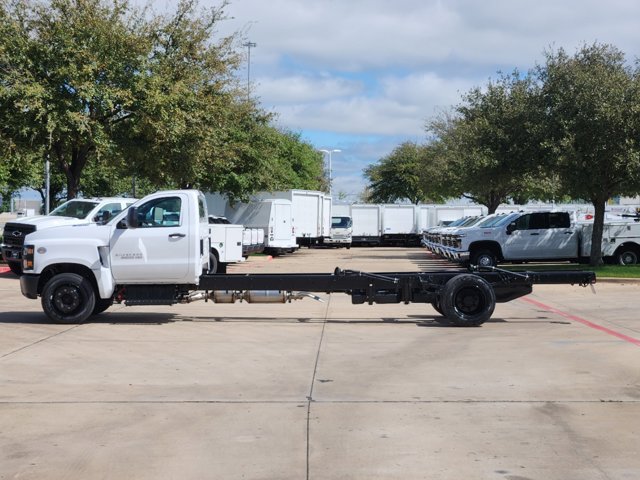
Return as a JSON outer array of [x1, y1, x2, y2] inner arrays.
[[211, 0, 640, 196], [255, 74, 362, 104]]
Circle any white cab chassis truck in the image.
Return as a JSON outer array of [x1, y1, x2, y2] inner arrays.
[[19, 190, 595, 327]]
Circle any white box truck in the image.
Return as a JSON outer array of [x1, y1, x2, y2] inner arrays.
[[350, 204, 383, 246], [381, 205, 421, 246], [256, 190, 329, 247]]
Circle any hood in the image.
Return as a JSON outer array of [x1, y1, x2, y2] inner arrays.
[[25, 223, 113, 244], [9, 215, 94, 228]]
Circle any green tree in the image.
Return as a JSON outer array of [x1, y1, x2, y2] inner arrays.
[[428, 71, 555, 213], [0, 0, 256, 199], [538, 43, 640, 265], [364, 141, 447, 204]]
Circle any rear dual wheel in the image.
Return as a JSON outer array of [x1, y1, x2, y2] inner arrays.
[[434, 274, 496, 327], [617, 248, 639, 265]]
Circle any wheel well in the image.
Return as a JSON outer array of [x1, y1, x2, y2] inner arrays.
[[38, 264, 97, 296], [614, 242, 640, 255], [469, 241, 503, 260]]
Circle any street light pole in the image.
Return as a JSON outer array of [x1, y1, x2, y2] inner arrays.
[[320, 149, 341, 196], [242, 41, 257, 98]]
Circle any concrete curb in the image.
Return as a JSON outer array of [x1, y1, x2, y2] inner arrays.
[[594, 277, 640, 284]]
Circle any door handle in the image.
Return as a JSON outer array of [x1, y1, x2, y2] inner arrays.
[[529, 232, 540, 236], [169, 233, 186, 238]]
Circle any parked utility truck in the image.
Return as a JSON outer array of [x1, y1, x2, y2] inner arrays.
[[437, 211, 640, 267], [19, 190, 595, 327], [2, 197, 136, 275]]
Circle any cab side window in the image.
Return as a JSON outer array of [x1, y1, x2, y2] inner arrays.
[[514, 214, 530, 230], [136, 197, 182, 228], [95, 202, 125, 222], [528, 213, 548, 229], [548, 212, 570, 228]]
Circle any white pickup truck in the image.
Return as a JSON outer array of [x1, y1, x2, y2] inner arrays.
[[2, 197, 136, 275], [440, 211, 640, 266]]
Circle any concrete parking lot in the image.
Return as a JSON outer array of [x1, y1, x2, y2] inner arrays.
[[1, 247, 639, 480]]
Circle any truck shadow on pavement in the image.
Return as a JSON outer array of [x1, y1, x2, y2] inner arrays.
[[0, 311, 178, 325]]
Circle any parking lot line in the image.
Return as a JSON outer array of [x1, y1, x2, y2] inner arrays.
[[520, 296, 640, 347]]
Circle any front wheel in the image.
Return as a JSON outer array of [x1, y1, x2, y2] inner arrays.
[[41, 272, 96, 324], [438, 274, 495, 327], [470, 249, 497, 268]]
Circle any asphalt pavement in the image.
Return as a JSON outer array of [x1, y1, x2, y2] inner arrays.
[[0, 247, 639, 480]]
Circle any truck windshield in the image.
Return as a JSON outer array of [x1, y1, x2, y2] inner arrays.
[[479, 213, 518, 228], [50, 200, 99, 219], [332, 216, 352, 228]]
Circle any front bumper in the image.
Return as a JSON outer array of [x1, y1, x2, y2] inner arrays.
[[448, 249, 470, 262], [20, 274, 39, 299], [1, 245, 22, 263], [324, 237, 352, 245]]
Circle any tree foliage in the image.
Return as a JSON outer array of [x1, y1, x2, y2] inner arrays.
[[426, 71, 559, 213], [364, 141, 448, 204], [0, 0, 325, 202], [538, 43, 640, 265]]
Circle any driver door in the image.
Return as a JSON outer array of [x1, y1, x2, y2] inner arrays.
[[109, 194, 191, 282]]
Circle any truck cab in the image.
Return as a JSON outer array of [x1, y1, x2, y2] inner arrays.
[[323, 215, 353, 248], [19, 190, 211, 322]]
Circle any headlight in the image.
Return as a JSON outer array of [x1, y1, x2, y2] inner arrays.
[[23, 245, 35, 271]]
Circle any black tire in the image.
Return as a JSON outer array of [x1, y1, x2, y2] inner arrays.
[[439, 274, 495, 327], [41, 273, 96, 324], [92, 297, 113, 315], [470, 249, 497, 268], [617, 248, 639, 265], [8, 262, 22, 276], [206, 252, 219, 274], [431, 299, 444, 316]]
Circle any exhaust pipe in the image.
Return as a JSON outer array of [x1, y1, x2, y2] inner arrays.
[[181, 290, 324, 304]]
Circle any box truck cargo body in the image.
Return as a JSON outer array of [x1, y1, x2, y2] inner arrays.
[[381, 205, 421, 246], [255, 190, 330, 246], [350, 204, 383, 246]]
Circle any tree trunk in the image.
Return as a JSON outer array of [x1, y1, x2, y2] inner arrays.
[[486, 191, 503, 214], [589, 197, 607, 266], [55, 142, 93, 200]]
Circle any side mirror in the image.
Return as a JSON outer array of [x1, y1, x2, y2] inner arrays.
[[126, 207, 139, 229], [506, 222, 516, 235], [95, 211, 111, 224]]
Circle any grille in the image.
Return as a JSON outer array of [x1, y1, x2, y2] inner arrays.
[[2, 223, 37, 247]]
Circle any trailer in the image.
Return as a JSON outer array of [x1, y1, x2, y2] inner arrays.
[[18, 189, 597, 327]]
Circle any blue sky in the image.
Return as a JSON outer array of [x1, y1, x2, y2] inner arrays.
[[14, 0, 640, 203], [211, 0, 640, 201]]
